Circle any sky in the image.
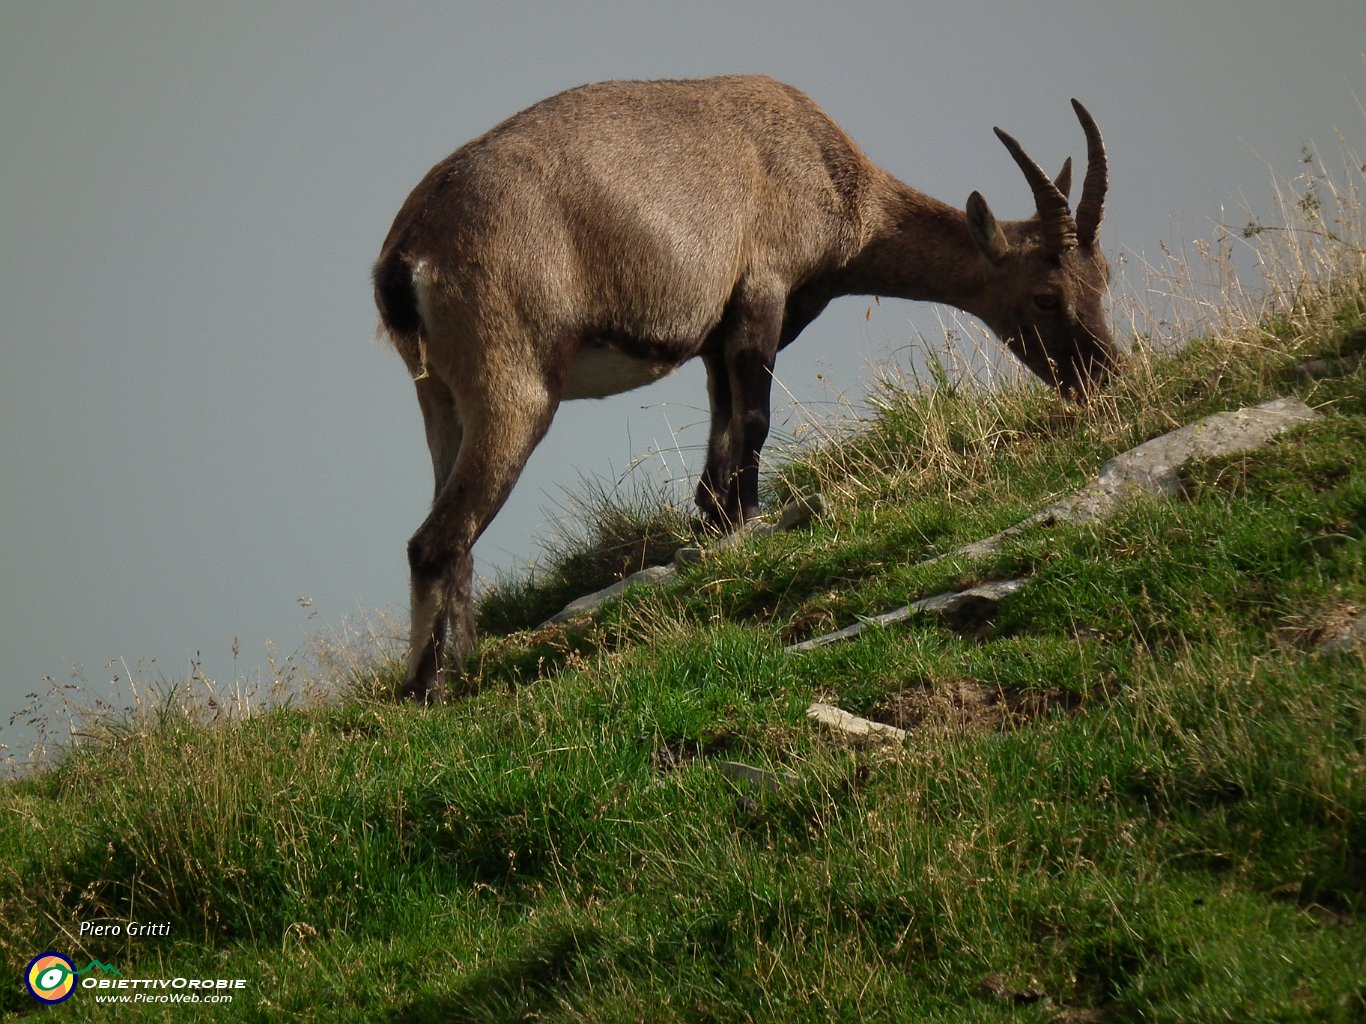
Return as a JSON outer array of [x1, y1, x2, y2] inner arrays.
[[3, 2, 1364, 760]]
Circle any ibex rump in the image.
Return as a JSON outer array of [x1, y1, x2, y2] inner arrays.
[[374, 75, 1116, 703]]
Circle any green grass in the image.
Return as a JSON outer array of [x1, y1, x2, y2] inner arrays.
[[3, 159, 1366, 1020]]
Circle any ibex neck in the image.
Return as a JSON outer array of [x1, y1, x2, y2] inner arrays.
[[841, 178, 992, 315]]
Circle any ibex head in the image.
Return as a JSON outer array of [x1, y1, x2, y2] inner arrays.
[[965, 99, 1116, 400]]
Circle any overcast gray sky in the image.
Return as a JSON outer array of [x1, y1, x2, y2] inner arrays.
[[3, 2, 1364, 756]]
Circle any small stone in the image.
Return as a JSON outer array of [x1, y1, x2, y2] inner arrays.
[[776, 493, 828, 531], [807, 702, 907, 743], [715, 760, 798, 791], [1294, 351, 1364, 384], [786, 579, 1026, 651], [673, 545, 703, 566], [538, 563, 676, 627], [1317, 612, 1366, 654]]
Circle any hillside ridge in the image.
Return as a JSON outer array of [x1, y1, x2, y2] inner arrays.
[[2, 310, 1364, 1021]]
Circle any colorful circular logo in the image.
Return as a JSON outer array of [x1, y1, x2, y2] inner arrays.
[[25, 952, 77, 1003]]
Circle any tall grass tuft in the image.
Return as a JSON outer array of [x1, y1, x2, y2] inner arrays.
[[475, 472, 695, 635]]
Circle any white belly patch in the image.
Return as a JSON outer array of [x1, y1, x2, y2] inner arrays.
[[563, 344, 679, 400]]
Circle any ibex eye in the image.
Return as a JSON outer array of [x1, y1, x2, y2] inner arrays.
[[1033, 293, 1061, 312]]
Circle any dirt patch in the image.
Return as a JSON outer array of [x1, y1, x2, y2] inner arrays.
[[875, 678, 1078, 735]]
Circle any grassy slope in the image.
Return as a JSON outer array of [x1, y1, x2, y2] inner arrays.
[[3, 213, 1365, 1019]]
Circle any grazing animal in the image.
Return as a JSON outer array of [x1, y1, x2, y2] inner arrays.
[[374, 74, 1116, 702]]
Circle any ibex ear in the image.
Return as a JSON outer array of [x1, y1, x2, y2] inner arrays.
[[966, 191, 1010, 264], [1054, 157, 1073, 200]]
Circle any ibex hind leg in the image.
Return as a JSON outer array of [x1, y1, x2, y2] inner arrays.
[[402, 371, 559, 703], [400, 375, 464, 704], [415, 374, 464, 501], [402, 567, 459, 704]]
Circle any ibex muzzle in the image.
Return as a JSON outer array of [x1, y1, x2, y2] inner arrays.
[[374, 75, 1117, 702]]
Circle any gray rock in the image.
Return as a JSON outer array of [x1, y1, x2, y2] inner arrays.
[[538, 563, 677, 628], [1097, 396, 1320, 496], [547, 399, 1318, 636], [786, 578, 1029, 652], [1294, 351, 1364, 384], [715, 759, 799, 791], [672, 545, 704, 566], [786, 609, 910, 652], [806, 702, 907, 743], [776, 492, 828, 531], [911, 577, 1031, 623], [1317, 613, 1366, 655], [703, 493, 829, 555], [541, 494, 828, 627]]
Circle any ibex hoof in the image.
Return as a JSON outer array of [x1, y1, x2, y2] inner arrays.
[[399, 677, 448, 706]]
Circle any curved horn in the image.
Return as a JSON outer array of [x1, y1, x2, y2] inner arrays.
[[1054, 156, 1073, 200], [994, 125, 1075, 254], [1070, 99, 1108, 247]]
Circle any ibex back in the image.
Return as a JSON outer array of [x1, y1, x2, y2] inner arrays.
[[374, 74, 1116, 702]]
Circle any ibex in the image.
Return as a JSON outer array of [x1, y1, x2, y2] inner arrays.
[[374, 74, 1116, 702]]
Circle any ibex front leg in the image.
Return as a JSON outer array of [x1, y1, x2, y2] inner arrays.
[[696, 350, 737, 531], [703, 281, 785, 529]]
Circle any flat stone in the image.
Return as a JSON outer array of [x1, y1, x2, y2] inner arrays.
[[1317, 613, 1366, 655], [550, 400, 1318, 636], [1097, 396, 1320, 496], [538, 563, 676, 628], [807, 702, 907, 743], [785, 609, 909, 652], [776, 493, 828, 531], [703, 494, 829, 556], [673, 545, 704, 566], [543, 494, 827, 627], [715, 759, 799, 791], [786, 578, 1028, 652], [911, 577, 1030, 623]]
